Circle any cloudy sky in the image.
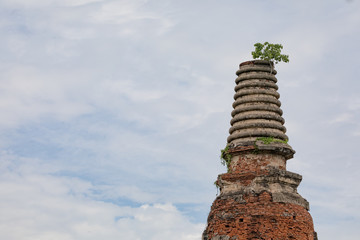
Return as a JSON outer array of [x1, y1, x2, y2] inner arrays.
[[0, 0, 359, 239]]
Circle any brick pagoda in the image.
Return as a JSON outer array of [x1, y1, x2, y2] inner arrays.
[[202, 60, 316, 240]]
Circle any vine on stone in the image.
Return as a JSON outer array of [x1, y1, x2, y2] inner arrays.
[[256, 137, 288, 144], [220, 145, 232, 171]]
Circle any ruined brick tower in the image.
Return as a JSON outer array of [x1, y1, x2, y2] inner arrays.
[[202, 60, 316, 240]]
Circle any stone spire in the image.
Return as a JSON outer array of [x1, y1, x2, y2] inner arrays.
[[202, 60, 317, 240], [229, 60, 288, 145]]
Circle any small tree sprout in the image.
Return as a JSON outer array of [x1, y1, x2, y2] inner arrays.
[[251, 42, 289, 64]]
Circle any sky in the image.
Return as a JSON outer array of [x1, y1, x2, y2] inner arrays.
[[0, 0, 359, 239]]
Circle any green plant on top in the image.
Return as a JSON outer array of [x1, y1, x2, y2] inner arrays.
[[251, 42, 289, 64]]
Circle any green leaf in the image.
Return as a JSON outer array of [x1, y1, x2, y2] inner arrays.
[[251, 42, 289, 65]]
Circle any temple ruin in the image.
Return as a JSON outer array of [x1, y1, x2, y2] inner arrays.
[[202, 60, 317, 240]]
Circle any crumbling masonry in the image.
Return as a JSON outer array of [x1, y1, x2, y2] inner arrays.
[[202, 60, 317, 240]]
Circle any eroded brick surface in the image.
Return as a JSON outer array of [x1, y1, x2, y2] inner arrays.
[[230, 153, 286, 174], [203, 191, 314, 240], [204, 152, 314, 239]]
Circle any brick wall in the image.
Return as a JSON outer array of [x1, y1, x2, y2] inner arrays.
[[203, 190, 314, 240]]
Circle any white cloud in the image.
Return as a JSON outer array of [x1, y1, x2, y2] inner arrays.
[[92, 0, 149, 23], [0, 0, 104, 8], [0, 153, 204, 240], [328, 113, 353, 124], [0, 65, 94, 128], [0, 0, 360, 239]]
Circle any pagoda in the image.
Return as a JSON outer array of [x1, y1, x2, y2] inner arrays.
[[202, 60, 316, 240]]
